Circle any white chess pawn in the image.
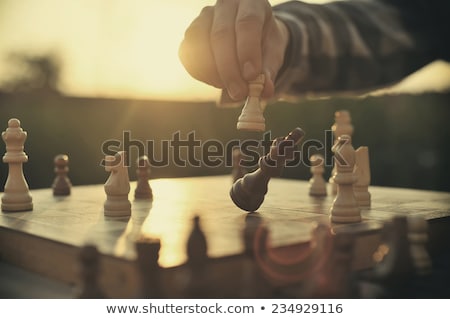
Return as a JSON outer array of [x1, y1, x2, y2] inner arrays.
[[329, 135, 361, 223], [308, 154, 327, 196], [353, 146, 371, 208], [236, 74, 265, 132], [103, 151, 131, 217], [1, 118, 33, 212]]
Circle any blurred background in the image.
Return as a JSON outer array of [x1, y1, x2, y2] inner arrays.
[[0, 0, 449, 192]]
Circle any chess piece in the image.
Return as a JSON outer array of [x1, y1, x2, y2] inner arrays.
[[308, 154, 327, 196], [135, 237, 162, 298], [353, 146, 371, 208], [103, 151, 131, 217], [329, 110, 353, 195], [236, 74, 266, 132], [52, 154, 72, 196], [329, 135, 361, 223], [231, 148, 247, 183], [239, 213, 272, 298], [77, 245, 105, 298], [369, 217, 415, 297], [134, 155, 153, 200], [407, 216, 432, 275], [230, 127, 305, 212], [1, 118, 33, 212], [185, 215, 209, 298], [302, 231, 356, 298]]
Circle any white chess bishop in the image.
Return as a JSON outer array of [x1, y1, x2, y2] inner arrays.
[[1, 118, 33, 212]]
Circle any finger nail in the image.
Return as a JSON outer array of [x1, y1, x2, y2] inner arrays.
[[228, 82, 244, 101], [243, 61, 256, 80]]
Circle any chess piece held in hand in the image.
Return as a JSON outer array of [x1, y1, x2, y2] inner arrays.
[[52, 154, 72, 196], [237, 74, 266, 132], [230, 127, 305, 212], [1, 118, 33, 212], [103, 151, 131, 217]]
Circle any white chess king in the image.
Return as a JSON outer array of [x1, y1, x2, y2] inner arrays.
[[1, 118, 33, 212]]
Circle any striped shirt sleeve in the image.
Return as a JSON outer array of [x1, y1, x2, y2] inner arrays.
[[272, 0, 448, 99]]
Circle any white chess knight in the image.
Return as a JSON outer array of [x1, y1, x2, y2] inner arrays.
[[1, 118, 33, 212], [103, 151, 131, 217], [236, 74, 266, 132]]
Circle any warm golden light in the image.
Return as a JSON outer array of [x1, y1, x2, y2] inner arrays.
[[0, 0, 449, 100]]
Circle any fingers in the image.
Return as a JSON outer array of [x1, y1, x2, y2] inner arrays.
[[210, 0, 247, 100], [179, 6, 222, 88], [179, 1, 288, 101], [235, 0, 270, 81], [261, 17, 290, 99]]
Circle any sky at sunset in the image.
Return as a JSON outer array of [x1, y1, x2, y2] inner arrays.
[[0, 0, 449, 101]]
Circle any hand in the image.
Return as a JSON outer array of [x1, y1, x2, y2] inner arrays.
[[179, 0, 289, 101]]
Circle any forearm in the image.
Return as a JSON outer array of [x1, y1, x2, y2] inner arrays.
[[273, 0, 442, 98]]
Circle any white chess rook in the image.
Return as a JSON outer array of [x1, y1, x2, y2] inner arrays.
[[236, 74, 266, 132], [104, 151, 131, 217], [329, 135, 361, 223], [1, 118, 33, 212]]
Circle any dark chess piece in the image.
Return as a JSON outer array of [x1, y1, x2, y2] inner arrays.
[[134, 155, 153, 200], [359, 216, 416, 298], [52, 154, 72, 196], [302, 231, 357, 298], [231, 148, 247, 183], [185, 215, 209, 298], [239, 213, 272, 298], [77, 245, 106, 298], [135, 237, 162, 298], [230, 127, 305, 212]]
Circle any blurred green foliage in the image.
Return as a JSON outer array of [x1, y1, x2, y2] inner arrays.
[[0, 91, 448, 192]]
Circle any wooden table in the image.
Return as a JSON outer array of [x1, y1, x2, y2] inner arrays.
[[1, 175, 449, 298]]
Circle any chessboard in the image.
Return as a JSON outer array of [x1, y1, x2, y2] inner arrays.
[[1, 175, 450, 298]]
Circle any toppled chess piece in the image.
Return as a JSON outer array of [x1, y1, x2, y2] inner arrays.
[[231, 148, 247, 183], [52, 154, 72, 196], [103, 151, 131, 217], [1, 118, 33, 212], [230, 127, 305, 212], [134, 155, 153, 200], [236, 74, 266, 132], [329, 135, 361, 223], [308, 154, 327, 196]]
